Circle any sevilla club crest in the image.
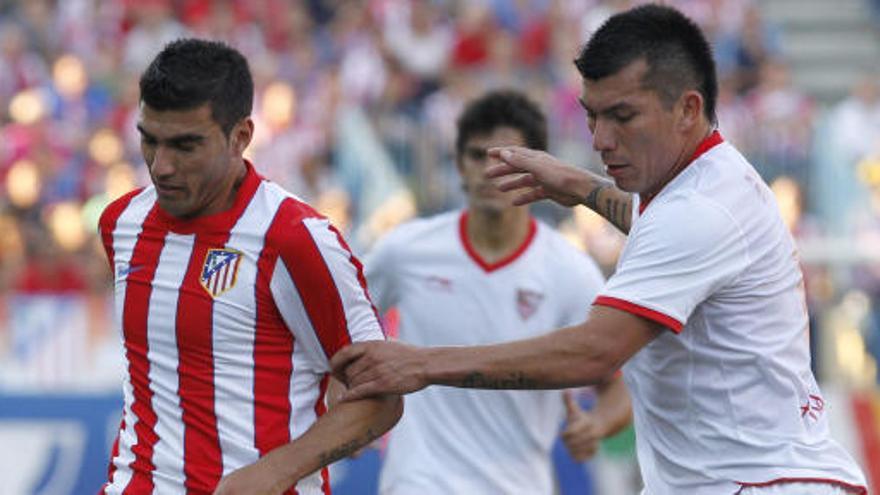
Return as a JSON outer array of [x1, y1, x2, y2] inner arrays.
[[200, 248, 243, 297], [516, 288, 544, 320]]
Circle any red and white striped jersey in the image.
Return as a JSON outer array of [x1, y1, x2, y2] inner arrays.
[[98, 162, 384, 495]]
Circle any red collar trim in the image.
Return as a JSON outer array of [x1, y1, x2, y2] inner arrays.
[[638, 130, 723, 214], [458, 211, 537, 273], [155, 160, 262, 234]]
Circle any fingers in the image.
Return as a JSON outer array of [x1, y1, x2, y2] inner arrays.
[[484, 161, 522, 179], [565, 439, 599, 461], [495, 173, 537, 192], [486, 146, 543, 175], [339, 380, 384, 402], [330, 343, 366, 376], [563, 390, 581, 420]]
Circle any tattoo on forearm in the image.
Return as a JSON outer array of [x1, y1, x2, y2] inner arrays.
[[583, 180, 630, 234], [459, 372, 539, 389], [317, 427, 378, 466], [584, 183, 609, 211]]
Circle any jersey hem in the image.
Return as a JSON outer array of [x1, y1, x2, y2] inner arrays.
[[734, 477, 868, 495]]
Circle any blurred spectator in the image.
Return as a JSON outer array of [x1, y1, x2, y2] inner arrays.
[[744, 60, 815, 185]]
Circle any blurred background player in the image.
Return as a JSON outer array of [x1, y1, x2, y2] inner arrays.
[[364, 89, 631, 494]]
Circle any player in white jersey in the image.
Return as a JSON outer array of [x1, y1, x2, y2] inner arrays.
[[98, 39, 401, 495], [365, 91, 631, 494], [331, 5, 868, 495]]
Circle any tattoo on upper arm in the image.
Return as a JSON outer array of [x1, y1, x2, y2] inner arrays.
[[459, 372, 539, 389], [317, 427, 379, 466]]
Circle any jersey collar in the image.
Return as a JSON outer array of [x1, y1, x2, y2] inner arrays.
[[638, 130, 723, 214], [154, 160, 262, 234], [458, 211, 537, 273]]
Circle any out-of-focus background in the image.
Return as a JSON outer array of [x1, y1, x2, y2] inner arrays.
[[0, 0, 878, 493]]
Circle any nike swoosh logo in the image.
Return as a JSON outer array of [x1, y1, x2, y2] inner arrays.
[[117, 265, 145, 277]]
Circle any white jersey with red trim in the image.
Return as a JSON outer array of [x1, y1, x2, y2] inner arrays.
[[367, 210, 605, 495], [595, 134, 867, 494], [98, 163, 384, 495]]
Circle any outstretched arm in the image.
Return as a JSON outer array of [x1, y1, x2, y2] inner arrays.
[[332, 305, 660, 401], [485, 147, 633, 234], [214, 386, 402, 494]]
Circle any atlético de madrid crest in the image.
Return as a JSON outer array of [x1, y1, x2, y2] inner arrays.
[[516, 288, 544, 320], [200, 248, 243, 297]]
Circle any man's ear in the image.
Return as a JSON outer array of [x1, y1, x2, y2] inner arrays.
[[230, 117, 255, 156], [677, 90, 704, 132]]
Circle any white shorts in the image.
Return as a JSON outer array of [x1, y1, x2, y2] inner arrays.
[[737, 481, 863, 495]]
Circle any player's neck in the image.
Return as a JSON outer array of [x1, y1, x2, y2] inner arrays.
[[465, 207, 531, 263]]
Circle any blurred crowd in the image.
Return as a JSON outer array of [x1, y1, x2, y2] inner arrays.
[[0, 0, 879, 385]]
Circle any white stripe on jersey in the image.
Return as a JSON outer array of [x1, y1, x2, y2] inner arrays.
[[106, 188, 155, 494], [213, 181, 282, 474], [270, 260, 329, 371], [289, 355, 323, 495], [148, 232, 193, 494]]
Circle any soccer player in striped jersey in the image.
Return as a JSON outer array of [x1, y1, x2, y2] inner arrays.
[[98, 38, 401, 495]]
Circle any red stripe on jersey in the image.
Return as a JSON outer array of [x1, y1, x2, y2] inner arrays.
[[593, 296, 684, 333], [328, 224, 383, 337], [278, 207, 353, 359], [98, 188, 144, 271], [315, 375, 331, 495], [120, 204, 166, 493], [101, 417, 125, 493], [253, 205, 294, 457], [176, 237, 225, 491]]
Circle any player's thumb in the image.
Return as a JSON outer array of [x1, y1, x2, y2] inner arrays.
[[563, 390, 580, 420]]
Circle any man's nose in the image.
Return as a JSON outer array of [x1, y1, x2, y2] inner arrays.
[[591, 120, 616, 153], [151, 146, 175, 177]]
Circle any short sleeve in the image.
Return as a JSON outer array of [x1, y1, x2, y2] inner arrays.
[[270, 216, 384, 370], [363, 231, 400, 313], [595, 193, 749, 333]]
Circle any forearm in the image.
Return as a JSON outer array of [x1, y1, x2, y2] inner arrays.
[[592, 375, 632, 438], [259, 393, 402, 489], [425, 324, 621, 390], [582, 176, 632, 234]]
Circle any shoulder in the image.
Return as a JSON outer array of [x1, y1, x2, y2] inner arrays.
[[373, 210, 460, 251], [98, 187, 147, 233], [534, 221, 605, 285], [257, 181, 339, 252], [642, 190, 743, 246]]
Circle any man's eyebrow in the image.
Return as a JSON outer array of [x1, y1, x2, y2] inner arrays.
[[136, 125, 205, 144], [578, 99, 634, 116]]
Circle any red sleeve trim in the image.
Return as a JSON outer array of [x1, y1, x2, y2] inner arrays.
[[734, 478, 867, 495], [593, 296, 683, 333]]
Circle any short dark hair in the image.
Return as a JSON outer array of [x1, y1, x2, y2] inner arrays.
[[574, 4, 718, 124], [139, 38, 253, 136], [455, 90, 548, 156]]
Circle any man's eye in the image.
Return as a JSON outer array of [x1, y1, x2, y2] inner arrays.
[[468, 150, 486, 161], [614, 113, 635, 123]]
